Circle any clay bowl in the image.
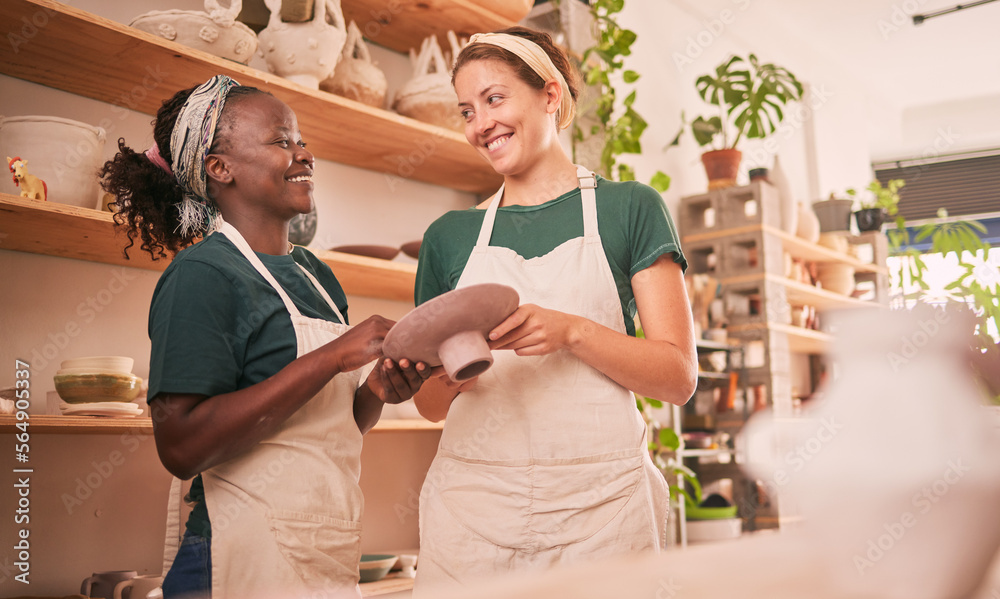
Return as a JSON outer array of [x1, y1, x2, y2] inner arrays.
[[331, 245, 401, 260], [383, 283, 519, 383], [54, 372, 143, 404], [359, 554, 397, 583], [400, 240, 421, 259], [60, 356, 133, 373]]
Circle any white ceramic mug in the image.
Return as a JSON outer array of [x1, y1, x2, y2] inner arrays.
[[114, 575, 163, 599]]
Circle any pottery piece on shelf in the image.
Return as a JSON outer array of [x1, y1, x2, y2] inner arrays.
[[700, 149, 741, 190], [815, 262, 855, 296], [288, 204, 317, 246], [383, 283, 519, 382], [320, 21, 387, 108], [400, 240, 421, 259], [812, 196, 854, 233], [6, 156, 46, 200], [854, 207, 886, 232], [131, 0, 258, 64], [392, 32, 467, 132], [771, 156, 797, 235], [796, 200, 821, 243], [258, 0, 347, 89], [331, 244, 400, 260], [0, 115, 106, 209]]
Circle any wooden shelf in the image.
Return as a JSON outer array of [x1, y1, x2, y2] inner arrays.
[[0, 414, 440, 434], [360, 572, 415, 596], [0, 0, 502, 194], [342, 0, 521, 54], [721, 272, 883, 312], [729, 322, 832, 355], [0, 193, 416, 301], [682, 224, 887, 274]]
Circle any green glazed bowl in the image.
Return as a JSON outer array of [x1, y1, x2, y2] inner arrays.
[[54, 372, 142, 404], [359, 554, 397, 583]]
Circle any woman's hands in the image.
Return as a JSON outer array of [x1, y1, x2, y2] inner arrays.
[[364, 358, 432, 404], [488, 303, 583, 356]]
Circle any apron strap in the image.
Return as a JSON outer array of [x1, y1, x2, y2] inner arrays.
[[217, 221, 345, 324], [475, 165, 599, 249], [296, 264, 346, 324]]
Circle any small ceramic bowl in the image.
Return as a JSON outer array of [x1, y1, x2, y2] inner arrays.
[[60, 356, 134, 373], [54, 372, 143, 404], [359, 554, 397, 583]]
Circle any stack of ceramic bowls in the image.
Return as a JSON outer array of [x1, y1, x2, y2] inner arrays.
[[54, 356, 143, 417]]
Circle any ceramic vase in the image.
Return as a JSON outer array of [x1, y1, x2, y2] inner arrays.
[[796, 200, 821, 243], [855, 207, 886, 232], [0, 115, 106, 209], [258, 0, 347, 89], [742, 305, 1000, 599], [771, 156, 797, 235], [392, 32, 466, 132], [130, 0, 258, 65], [320, 20, 388, 108], [811, 197, 854, 233]]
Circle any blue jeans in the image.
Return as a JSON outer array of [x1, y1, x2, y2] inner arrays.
[[162, 531, 211, 599]]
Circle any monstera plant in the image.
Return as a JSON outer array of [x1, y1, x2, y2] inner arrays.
[[673, 54, 803, 189]]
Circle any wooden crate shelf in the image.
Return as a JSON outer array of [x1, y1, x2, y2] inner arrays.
[[0, 194, 416, 301], [0, 0, 502, 194]]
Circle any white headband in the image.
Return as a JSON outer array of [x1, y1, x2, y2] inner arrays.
[[468, 32, 575, 130]]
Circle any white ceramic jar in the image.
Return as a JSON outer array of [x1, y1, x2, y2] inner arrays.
[[258, 0, 347, 89]]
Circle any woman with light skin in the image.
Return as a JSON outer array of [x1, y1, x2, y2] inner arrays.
[[101, 75, 430, 598], [411, 26, 698, 592]]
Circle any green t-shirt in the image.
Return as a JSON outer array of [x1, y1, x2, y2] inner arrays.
[[415, 177, 687, 336], [147, 232, 350, 538]]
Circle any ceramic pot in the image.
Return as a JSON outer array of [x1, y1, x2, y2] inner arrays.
[[815, 262, 855, 295], [811, 198, 853, 233], [130, 0, 258, 64], [0, 115, 106, 209], [796, 200, 821, 243], [855, 207, 886, 232], [393, 32, 466, 132], [700, 149, 741, 190], [320, 20, 387, 108], [748, 167, 769, 183], [771, 156, 797, 235], [258, 0, 347, 89], [82, 570, 137, 599], [288, 203, 317, 246]]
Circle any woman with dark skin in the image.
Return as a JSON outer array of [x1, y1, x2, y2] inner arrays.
[[101, 75, 429, 598]]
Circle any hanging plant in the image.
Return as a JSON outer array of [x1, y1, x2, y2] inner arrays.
[[568, 0, 670, 192]]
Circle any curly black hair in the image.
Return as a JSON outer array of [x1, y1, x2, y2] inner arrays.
[[99, 85, 265, 260]]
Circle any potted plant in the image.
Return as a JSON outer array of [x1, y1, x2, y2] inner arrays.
[[672, 54, 804, 189], [852, 178, 904, 232]]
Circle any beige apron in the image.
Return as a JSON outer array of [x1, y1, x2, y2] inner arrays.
[[202, 222, 364, 599], [415, 167, 669, 593]]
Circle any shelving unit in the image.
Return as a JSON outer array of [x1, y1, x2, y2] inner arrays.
[[0, 0, 502, 194], [0, 193, 416, 301], [0, 413, 442, 434], [679, 182, 889, 530]]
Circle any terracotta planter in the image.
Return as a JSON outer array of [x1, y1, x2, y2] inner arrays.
[[700, 149, 741, 190], [855, 207, 886, 232]]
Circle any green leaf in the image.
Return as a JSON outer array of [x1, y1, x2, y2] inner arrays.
[[623, 69, 640, 83], [659, 427, 680, 450], [649, 171, 671, 192]]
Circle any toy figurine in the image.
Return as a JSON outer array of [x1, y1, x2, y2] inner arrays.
[[7, 156, 47, 201]]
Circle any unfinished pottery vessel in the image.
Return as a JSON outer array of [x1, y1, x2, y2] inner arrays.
[[392, 32, 466, 132], [383, 283, 519, 382], [0, 115, 106, 209], [258, 0, 346, 89], [130, 0, 258, 64], [320, 20, 387, 108]]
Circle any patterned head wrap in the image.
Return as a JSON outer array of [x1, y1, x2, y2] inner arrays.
[[467, 32, 575, 130], [169, 74, 240, 237]]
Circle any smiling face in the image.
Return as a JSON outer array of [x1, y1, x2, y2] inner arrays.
[[454, 59, 562, 179], [206, 93, 315, 225]]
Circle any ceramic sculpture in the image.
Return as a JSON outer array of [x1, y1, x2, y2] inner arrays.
[[320, 21, 387, 108], [0, 115, 106, 209], [7, 156, 46, 200], [383, 283, 519, 382], [392, 32, 466, 132], [130, 0, 258, 64], [258, 0, 347, 89], [288, 204, 317, 246]]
